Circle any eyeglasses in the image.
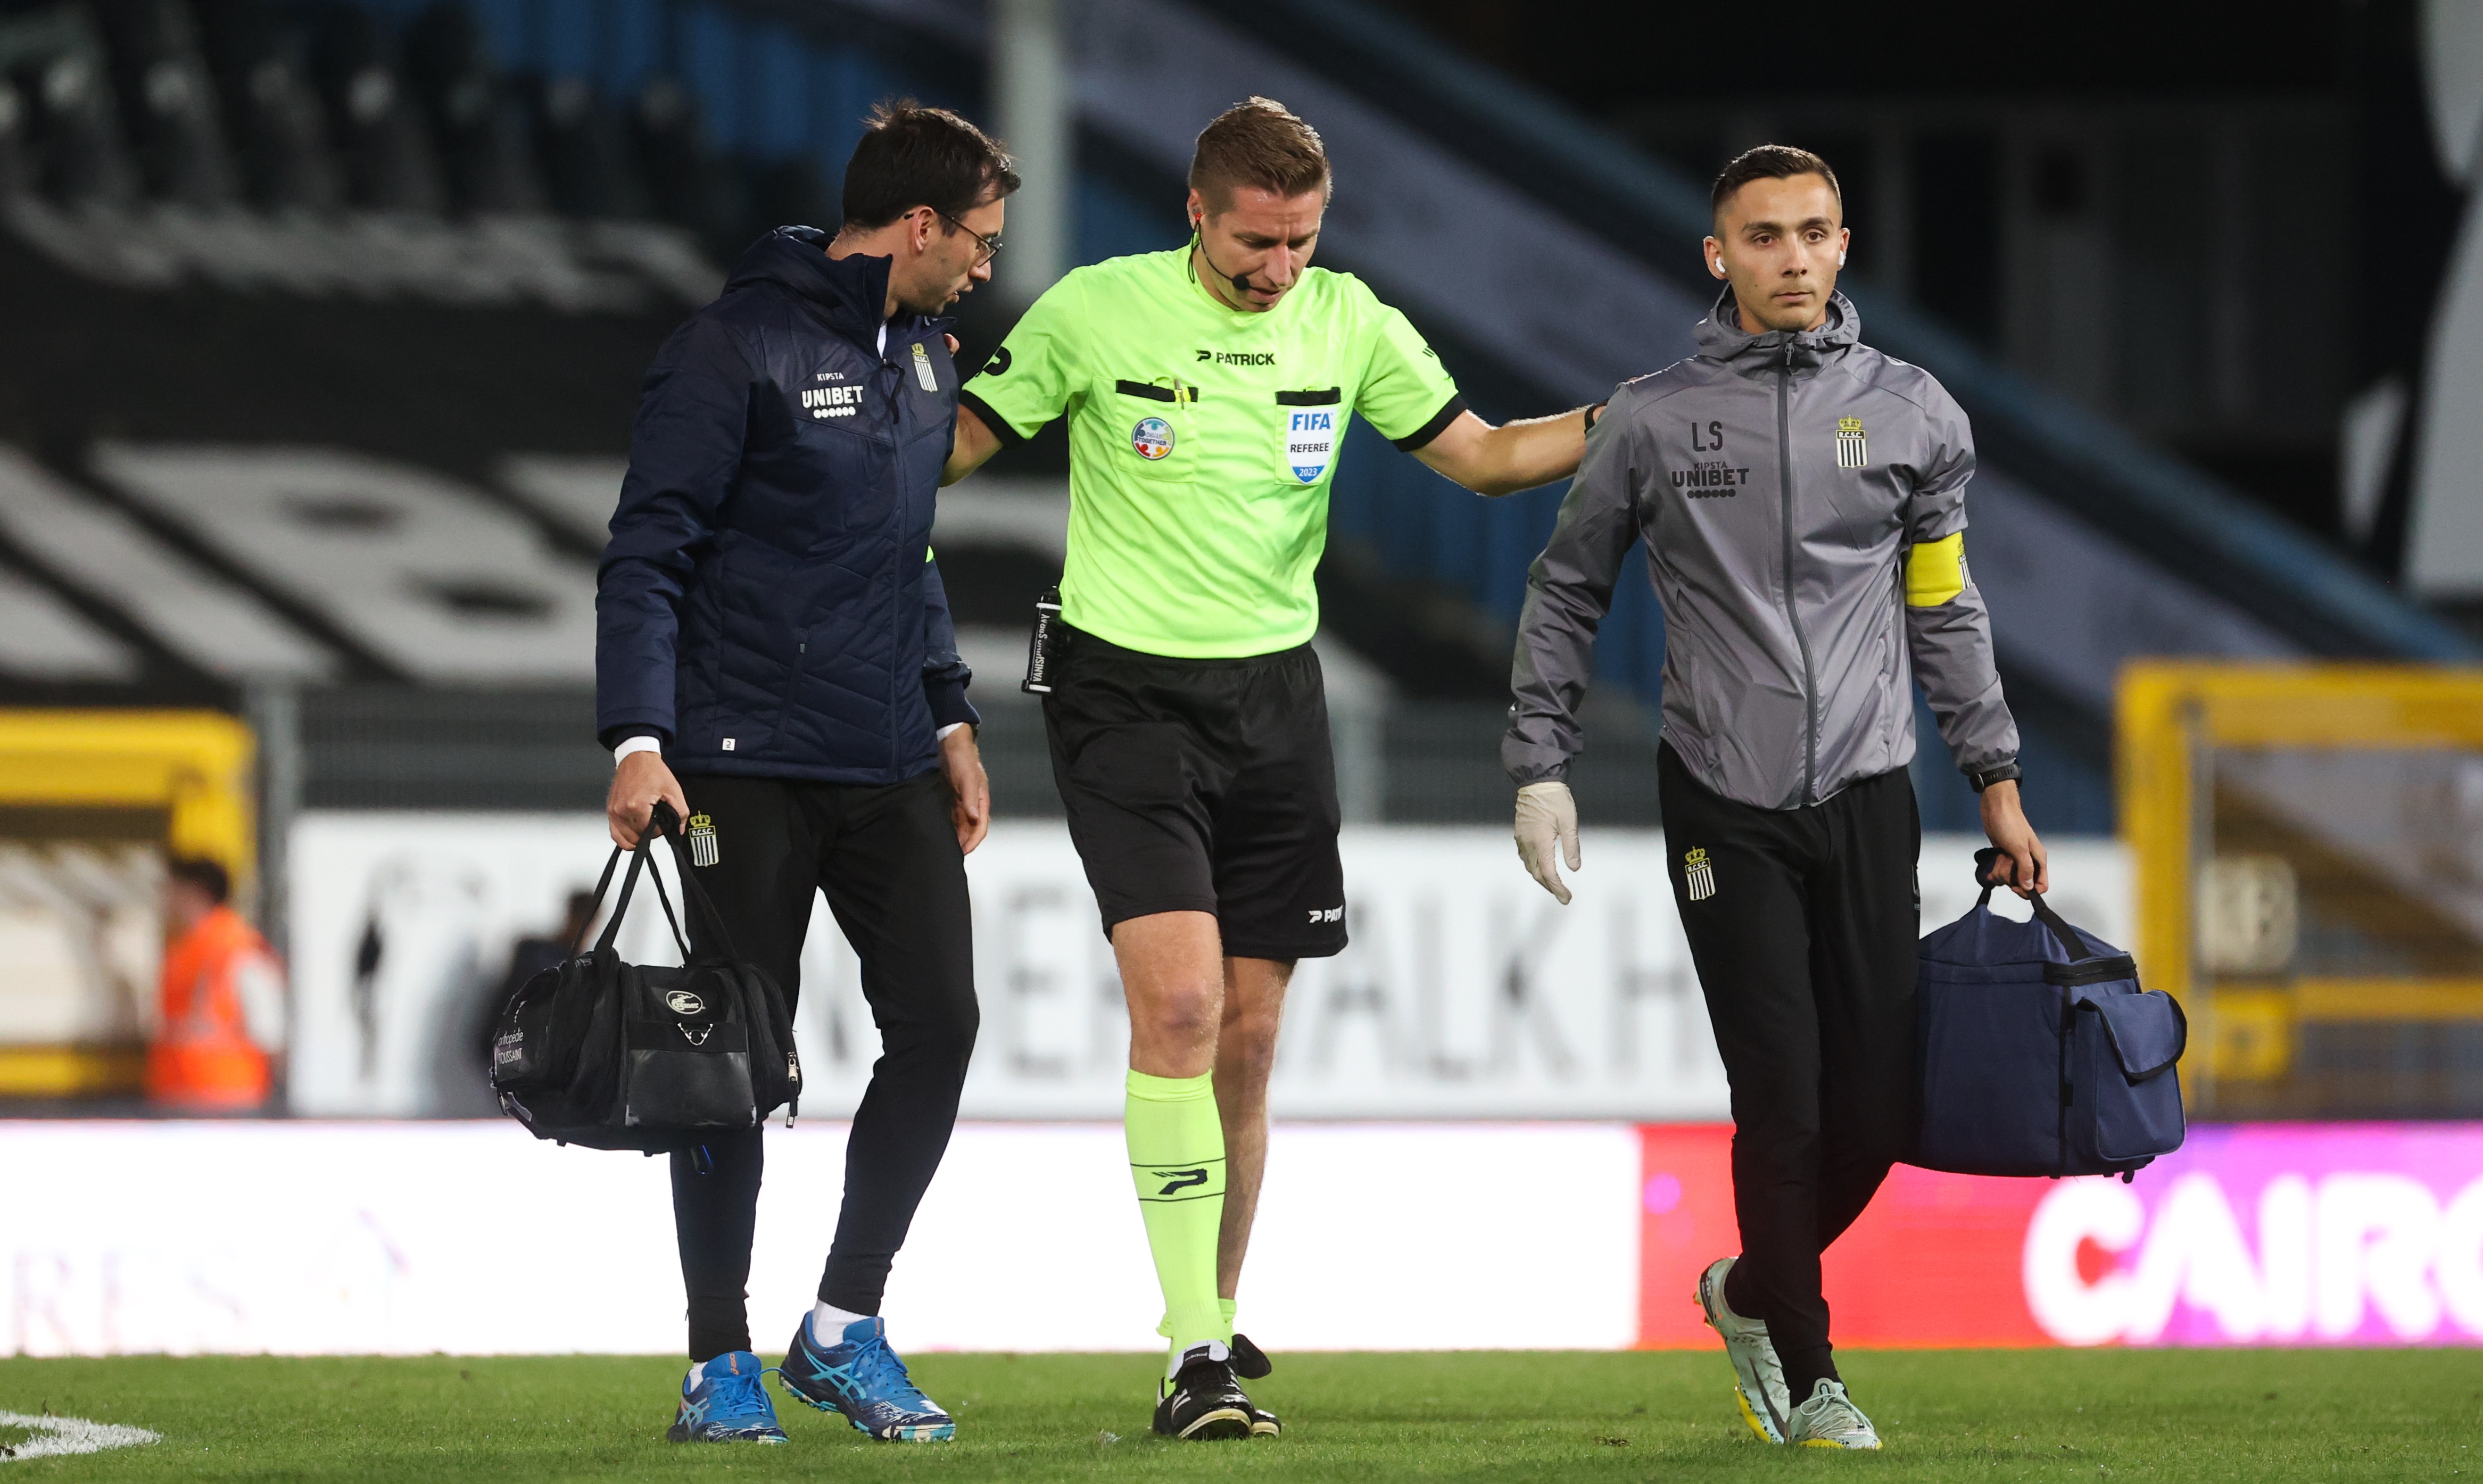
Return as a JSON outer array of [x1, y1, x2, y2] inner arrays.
[[939, 211, 1004, 267]]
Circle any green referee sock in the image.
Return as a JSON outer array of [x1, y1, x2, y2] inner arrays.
[[1156, 1298, 1240, 1342], [1126, 1070, 1229, 1357]]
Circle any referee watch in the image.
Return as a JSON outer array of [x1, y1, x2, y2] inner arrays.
[[1967, 760, 2023, 794]]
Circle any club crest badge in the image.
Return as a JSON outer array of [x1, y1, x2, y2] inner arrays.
[[1131, 416, 1174, 460], [1684, 846, 1717, 902], [1834, 416, 1869, 470], [664, 990, 706, 1016], [685, 812, 720, 868]]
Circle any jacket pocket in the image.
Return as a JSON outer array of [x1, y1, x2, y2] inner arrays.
[[808, 407, 899, 534], [685, 539, 800, 755]]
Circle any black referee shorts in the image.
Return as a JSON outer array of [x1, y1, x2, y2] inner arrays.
[[1041, 625, 1347, 961]]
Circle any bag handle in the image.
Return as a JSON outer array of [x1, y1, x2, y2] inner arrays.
[[587, 817, 694, 963], [572, 845, 626, 952], [1975, 847, 2095, 961], [639, 845, 694, 963], [647, 800, 743, 964]]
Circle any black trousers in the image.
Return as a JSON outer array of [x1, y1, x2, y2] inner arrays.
[[1656, 743, 1919, 1404], [668, 769, 978, 1362]]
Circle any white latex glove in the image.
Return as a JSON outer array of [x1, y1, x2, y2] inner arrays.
[[1513, 780, 1581, 905]]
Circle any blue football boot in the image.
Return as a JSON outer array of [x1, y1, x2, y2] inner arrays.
[[777, 1313, 955, 1441], [665, 1350, 788, 1444]]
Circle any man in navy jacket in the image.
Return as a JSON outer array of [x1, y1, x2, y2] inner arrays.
[[596, 102, 1014, 1448]]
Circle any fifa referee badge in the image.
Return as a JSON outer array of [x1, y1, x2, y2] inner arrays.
[[685, 813, 721, 868]]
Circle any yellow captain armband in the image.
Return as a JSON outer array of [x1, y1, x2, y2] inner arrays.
[[1905, 532, 1967, 607]]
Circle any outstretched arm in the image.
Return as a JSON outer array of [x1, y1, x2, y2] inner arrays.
[[1414, 405, 1595, 497], [944, 402, 1005, 486]]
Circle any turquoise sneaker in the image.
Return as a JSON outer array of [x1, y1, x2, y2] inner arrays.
[[665, 1350, 788, 1444], [777, 1314, 954, 1441]]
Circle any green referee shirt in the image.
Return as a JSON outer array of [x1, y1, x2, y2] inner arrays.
[[958, 246, 1466, 658]]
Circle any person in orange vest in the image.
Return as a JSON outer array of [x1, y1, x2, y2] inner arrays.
[[147, 857, 286, 1112]]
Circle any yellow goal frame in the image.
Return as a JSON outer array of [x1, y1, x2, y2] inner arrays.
[[0, 710, 256, 1095], [2118, 662, 2483, 1092]]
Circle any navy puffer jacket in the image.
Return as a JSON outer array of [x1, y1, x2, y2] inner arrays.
[[597, 227, 978, 784]]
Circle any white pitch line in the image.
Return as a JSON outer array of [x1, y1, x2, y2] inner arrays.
[[0, 1412, 160, 1462]]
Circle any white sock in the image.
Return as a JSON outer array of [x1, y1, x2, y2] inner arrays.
[[684, 1359, 707, 1388], [812, 1300, 872, 1340]]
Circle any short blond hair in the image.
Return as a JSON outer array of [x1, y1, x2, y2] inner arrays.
[[1188, 97, 1330, 212]]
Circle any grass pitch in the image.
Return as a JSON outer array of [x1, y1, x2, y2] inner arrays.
[[0, 1348, 2474, 1481]]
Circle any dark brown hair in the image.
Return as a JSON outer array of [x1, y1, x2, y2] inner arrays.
[[168, 856, 231, 905], [841, 98, 1021, 230], [1711, 144, 1842, 217], [1189, 97, 1330, 212]]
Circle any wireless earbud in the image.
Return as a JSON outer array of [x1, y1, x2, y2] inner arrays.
[[1838, 251, 1848, 267]]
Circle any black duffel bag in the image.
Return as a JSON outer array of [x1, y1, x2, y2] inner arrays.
[[490, 802, 799, 1151], [1914, 849, 2186, 1181]]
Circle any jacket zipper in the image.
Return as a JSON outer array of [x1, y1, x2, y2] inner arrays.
[[882, 344, 906, 776], [1777, 346, 1819, 805]]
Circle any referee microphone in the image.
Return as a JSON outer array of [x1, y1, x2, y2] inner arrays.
[[1193, 217, 1277, 300]]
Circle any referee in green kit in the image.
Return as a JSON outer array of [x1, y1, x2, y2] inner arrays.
[[941, 97, 1593, 1439]]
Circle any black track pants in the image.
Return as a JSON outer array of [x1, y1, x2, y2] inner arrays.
[[1656, 743, 1919, 1406], [668, 769, 978, 1362]]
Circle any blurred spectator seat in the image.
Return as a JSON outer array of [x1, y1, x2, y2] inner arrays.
[[11, 6, 138, 206], [194, 0, 342, 211], [92, 0, 235, 205], [401, 0, 539, 215], [525, 72, 643, 221], [305, 0, 442, 212]]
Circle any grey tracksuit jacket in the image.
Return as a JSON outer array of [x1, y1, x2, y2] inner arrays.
[[1503, 289, 2018, 811]]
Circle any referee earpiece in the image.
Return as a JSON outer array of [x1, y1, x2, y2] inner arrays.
[[1839, 251, 1848, 267]]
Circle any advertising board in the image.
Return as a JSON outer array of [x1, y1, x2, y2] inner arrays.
[[285, 817, 2130, 1121], [4, 1118, 2473, 1356]]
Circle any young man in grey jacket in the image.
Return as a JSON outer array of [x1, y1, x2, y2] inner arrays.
[[1503, 145, 2046, 1450]]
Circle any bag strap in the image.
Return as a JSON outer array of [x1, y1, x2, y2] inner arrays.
[[647, 800, 743, 964], [1975, 847, 2095, 960], [574, 845, 625, 952], [588, 821, 694, 963], [592, 843, 647, 954], [639, 847, 693, 963]]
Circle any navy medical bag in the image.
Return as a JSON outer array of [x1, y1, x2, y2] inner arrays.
[[1915, 850, 2188, 1180]]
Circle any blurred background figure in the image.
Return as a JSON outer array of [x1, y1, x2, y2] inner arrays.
[[450, 886, 595, 1114], [146, 855, 285, 1113]]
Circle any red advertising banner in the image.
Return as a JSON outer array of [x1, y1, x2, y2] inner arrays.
[[1639, 1123, 2483, 1349]]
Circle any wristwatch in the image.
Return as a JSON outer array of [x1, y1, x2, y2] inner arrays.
[[1967, 760, 2024, 794]]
